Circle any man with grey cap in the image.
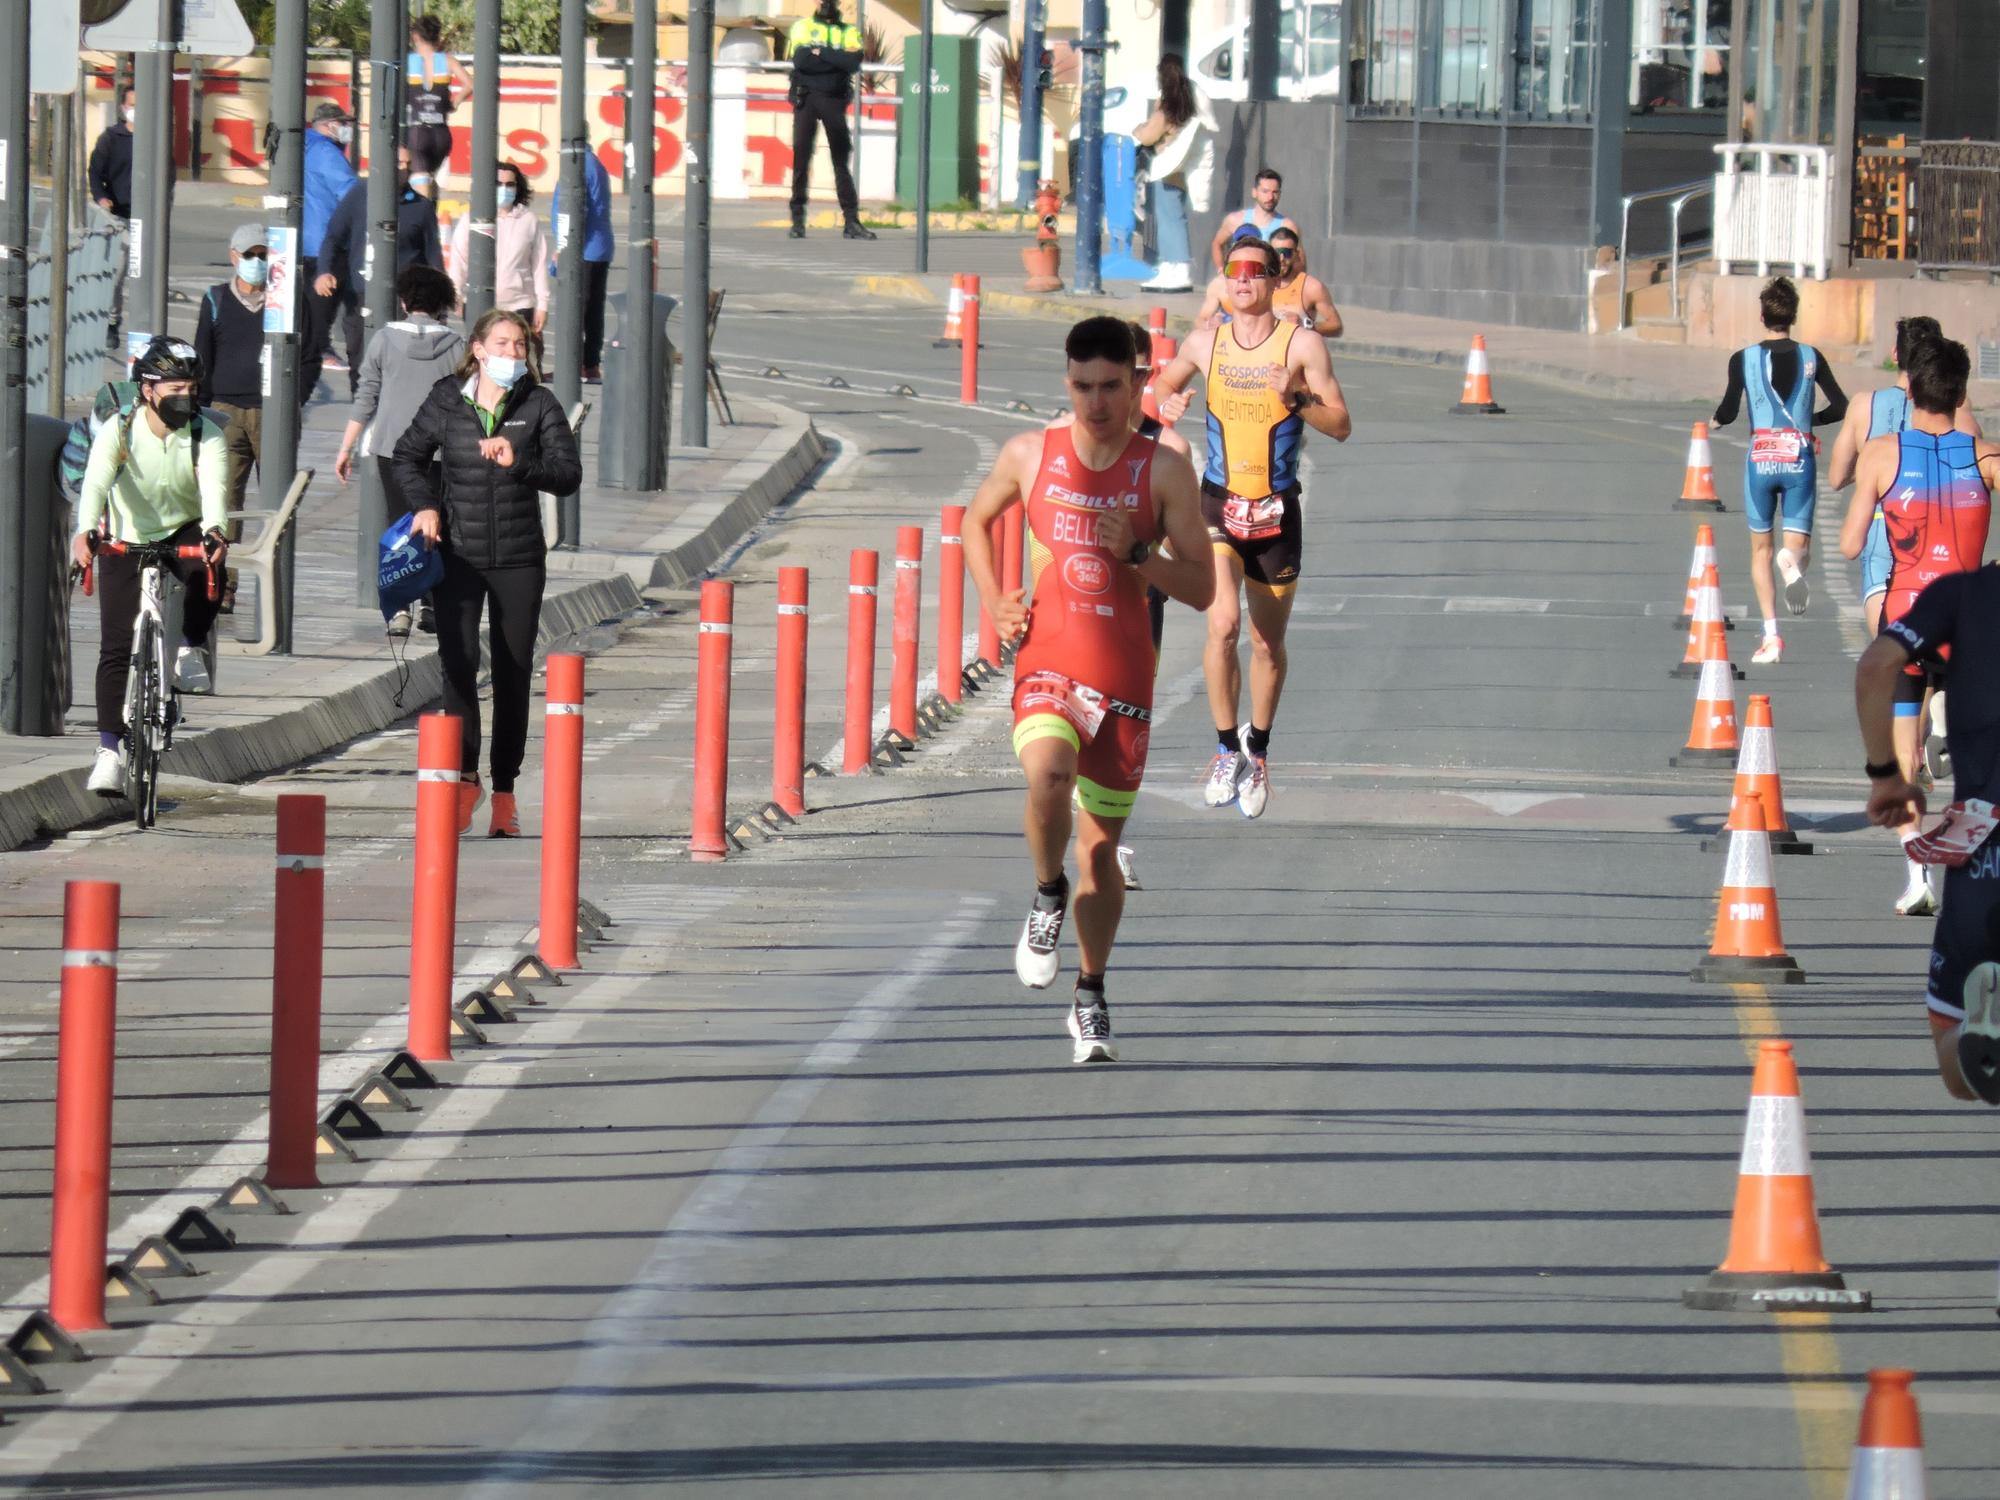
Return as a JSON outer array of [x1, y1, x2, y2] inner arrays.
[[301, 100, 359, 404], [193, 224, 271, 612]]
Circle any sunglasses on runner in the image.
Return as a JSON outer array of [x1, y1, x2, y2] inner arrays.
[[1225, 259, 1271, 280], [1273, 246, 1298, 259]]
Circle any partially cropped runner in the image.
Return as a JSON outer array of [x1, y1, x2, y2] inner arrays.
[[1845, 336, 1999, 917], [1711, 275, 1848, 664], [1152, 234, 1351, 819], [1266, 227, 1341, 336], [963, 317, 1214, 1064]]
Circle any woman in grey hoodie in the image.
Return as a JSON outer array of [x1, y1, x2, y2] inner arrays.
[[335, 264, 465, 633]]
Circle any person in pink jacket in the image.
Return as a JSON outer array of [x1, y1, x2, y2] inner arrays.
[[448, 160, 551, 335]]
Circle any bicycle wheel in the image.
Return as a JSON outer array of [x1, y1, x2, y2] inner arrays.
[[127, 622, 161, 829]]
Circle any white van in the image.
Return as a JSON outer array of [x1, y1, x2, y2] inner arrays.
[[1188, 1, 1344, 101]]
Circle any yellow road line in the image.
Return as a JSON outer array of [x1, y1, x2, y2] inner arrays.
[[1731, 981, 1856, 1500]]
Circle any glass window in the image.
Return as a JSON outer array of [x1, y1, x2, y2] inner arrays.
[[1631, 0, 1732, 112], [1358, 0, 1419, 109], [1307, 3, 1342, 84], [1513, 0, 1594, 116], [1430, 0, 1505, 113]]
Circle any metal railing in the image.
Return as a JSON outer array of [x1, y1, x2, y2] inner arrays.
[[1616, 178, 1713, 331], [1916, 140, 2000, 277], [1713, 143, 1831, 280]]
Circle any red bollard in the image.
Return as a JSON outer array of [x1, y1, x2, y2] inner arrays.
[[690, 580, 734, 861], [773, 566, 809, 818], [844, 549, 879, 774], [938, 506, 965, 704], [540, 655, 585, 966], [49, 880, 119, 1333], [409, 713, 462, 1064], [1148, 306, 1167, 340], [960, 273, 981, 405], [265, 796, 325, 1190], [891, 527, 922, 740], [1002, 501, 1026, 596]]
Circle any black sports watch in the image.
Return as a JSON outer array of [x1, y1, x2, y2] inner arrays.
[[1865, 759, 1901, 780], [1124, 538, 1153, 567]]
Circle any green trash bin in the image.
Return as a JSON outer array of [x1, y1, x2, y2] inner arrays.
[[897, 35, 980, 208]]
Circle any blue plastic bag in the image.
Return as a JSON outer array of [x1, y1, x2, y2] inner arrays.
[[378, 513, 443, 622]]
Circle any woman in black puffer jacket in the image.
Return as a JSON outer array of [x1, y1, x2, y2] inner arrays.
[[393, 308, 581, 838]]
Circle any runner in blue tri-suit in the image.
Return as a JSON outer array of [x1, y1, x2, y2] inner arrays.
[[1832, 315, 1984, 640], [1712, 276, 1848, 665]]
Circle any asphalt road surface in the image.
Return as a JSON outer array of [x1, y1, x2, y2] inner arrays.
[[3, 225, 1996, 1498]]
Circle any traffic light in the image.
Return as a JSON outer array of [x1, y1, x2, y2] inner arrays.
[[1036, 48, 1053, 91]]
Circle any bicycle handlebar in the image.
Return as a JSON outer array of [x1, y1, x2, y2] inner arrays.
[[90, 539, 221, 601]]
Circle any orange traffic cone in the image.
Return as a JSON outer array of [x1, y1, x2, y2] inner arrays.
[[1844, 1371, 1926, 1497], [934, 273, 966, 348], [1448, 335, 1505, 415], [1673, 563, 1744, 680], [1684, 1041, 1865, 1310], [1671, 626, 1742, 767], [1703, 696, 1813, 856], [1673, 524, 1733, 631], [1691, 797, 1803, 981], [1674, 422, 1723, 512]]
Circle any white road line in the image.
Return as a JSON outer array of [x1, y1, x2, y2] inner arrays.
[[0, 937, 707, 1482], [0, 924, 529, 1321], [462, 893, 996, 1494], [1818, 536, 1871, 660]]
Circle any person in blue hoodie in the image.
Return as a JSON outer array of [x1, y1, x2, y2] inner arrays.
[[550, 149, 615, 382], [301, 100, 359, 405]]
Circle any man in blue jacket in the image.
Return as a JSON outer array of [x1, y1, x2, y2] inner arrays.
[[552, 149, 615, 382], [301, 100, 359, 404]]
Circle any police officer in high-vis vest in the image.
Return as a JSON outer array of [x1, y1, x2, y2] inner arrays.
[[787, 0, 876, 240]]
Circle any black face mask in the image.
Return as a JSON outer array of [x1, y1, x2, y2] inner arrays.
[[155, 395, 198, 430]]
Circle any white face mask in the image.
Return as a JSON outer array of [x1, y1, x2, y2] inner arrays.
[[236, 255, 268, 286], [333, 122, 354, 145], [122, 105, 135, 125], [481, 354, 528, 390]]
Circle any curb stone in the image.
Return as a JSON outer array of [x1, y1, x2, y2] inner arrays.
[[543, 398, 828, 589], [0, 399, 826, 853]]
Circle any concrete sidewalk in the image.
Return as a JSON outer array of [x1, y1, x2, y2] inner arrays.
[[0, 387, 825, 852], [851, 244, 2000, 418]]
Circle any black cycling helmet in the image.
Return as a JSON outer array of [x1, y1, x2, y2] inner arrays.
[[133, 335, 201, 384]]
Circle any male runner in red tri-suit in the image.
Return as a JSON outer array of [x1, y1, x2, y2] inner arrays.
[[963, 317, 1213, 1063]]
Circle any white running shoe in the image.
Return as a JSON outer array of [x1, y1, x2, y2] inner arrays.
[[1895, 867, 1938, 917], [1238, 753, 1269, 819], [173, 644, 212, 694], [1015, 887, 1066, 989], [1775, 548, 1810, 616], [87, 745, 126, 797], [1116, 845, 1141, 890], [1202, 749, 1245, 807], [1750, 635, 1783, 666], [1959, 961, 2000, 1104], [1067, 992, 1118, 1064]]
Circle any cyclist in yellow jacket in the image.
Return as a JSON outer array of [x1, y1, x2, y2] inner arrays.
[[72, 337, 231, 795]]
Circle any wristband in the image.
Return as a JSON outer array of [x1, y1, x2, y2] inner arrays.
[[1865, 759, 1901, 780]]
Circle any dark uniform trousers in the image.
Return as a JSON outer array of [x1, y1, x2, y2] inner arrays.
[[791, 91, 859, 219]]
